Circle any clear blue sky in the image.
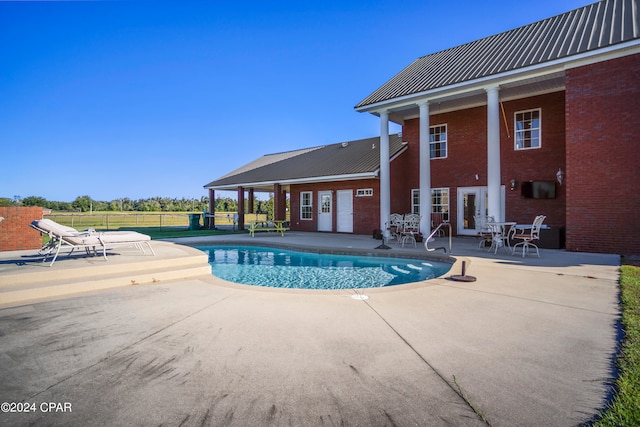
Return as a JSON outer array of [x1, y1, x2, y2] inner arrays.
[[1, 0, 590, 202]]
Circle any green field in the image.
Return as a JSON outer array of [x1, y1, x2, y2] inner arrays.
[[46, 211, 266, 230]]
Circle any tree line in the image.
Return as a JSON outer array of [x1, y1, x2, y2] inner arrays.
[[0, 195, 275, 214]]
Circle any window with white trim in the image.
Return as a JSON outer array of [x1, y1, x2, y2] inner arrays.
[[412, 189, 420, 214], [432, 188, 450, 221], [411, 188, 450, 221], [430, 124, 447, 159], [300, 191, 312, 220], [356, 188, 373, 197], [515, 109, 541, 150]]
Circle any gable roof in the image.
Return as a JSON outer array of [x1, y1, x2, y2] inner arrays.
[[356, 0, 640, 110], [204, 134, 407, 191]]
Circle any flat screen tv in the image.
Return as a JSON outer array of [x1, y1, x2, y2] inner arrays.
[[521, 181, 556, 199]]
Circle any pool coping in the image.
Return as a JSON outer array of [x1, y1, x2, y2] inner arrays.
[[189, 238, 456, 263], [184, 239, 469, 293]]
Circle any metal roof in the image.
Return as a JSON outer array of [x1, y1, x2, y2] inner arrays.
[[356, 0, 640, 109], [204, 134, 407, 191], [215, 146, 322, 180]]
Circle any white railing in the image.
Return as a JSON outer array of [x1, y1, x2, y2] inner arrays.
[[424, 222, 452, 254]]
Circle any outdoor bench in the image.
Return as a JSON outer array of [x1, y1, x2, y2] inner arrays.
[[248, 220, 288, 237]]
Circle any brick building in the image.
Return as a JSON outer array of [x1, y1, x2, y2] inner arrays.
[[206, 0, 640, 255]]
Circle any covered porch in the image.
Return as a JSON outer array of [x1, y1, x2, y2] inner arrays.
[[204, 184, 289, 232]]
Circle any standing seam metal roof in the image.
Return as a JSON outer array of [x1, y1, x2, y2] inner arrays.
[[355, 0, 640, 109]]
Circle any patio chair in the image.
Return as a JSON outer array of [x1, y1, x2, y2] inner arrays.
[[431, 212, 446, 237], [387, 213, 404, 243], [30, 219, 155, 266], [474, 215, 495, 248], [511, 215, 546, 257], [399, 213, 421, 247]]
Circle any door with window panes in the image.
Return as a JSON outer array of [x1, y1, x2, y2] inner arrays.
[[317, 191, 332, 231], [456, 186, 505, 236]]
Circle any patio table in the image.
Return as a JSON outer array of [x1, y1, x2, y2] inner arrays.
[[487, 221, 517, 254]]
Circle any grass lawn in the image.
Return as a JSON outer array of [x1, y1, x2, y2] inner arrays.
[[592, 260, 640, 426]]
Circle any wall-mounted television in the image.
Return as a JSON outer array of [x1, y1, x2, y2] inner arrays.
[[521, 181, 556, 199]]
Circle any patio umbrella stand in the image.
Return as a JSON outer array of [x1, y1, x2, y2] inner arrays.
[[447, 261, 476, 282]]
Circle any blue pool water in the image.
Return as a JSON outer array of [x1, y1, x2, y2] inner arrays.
[[196, 245, 452, 289]]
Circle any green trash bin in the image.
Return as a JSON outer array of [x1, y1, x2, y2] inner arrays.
[[188, 213, 201, 230]]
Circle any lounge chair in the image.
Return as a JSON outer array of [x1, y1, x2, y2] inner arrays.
[[30, 219, 155, 266]]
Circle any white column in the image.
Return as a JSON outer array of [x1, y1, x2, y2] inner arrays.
[[379, 110, 391, 237], [418, 101, 431, 236], [486, 86, 502, 222]]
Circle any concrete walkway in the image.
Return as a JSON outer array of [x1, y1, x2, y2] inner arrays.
[[0, 232, 621, 426]]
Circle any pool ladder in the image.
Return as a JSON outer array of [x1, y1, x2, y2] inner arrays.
[[424, 222, 452, 254]]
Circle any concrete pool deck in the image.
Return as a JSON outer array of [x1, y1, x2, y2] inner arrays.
[[0, 232, 621, 426]]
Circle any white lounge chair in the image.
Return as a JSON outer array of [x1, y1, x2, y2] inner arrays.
[[30, 219, 155, 266]]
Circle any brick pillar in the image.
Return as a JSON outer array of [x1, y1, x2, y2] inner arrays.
[[279, 188, 287, 221], [248, 188, 254, 215], [208, 189, 215, 229], [0, 206, 44, 251], [273, 184, 286, 221], [237, 186, 245, 230]]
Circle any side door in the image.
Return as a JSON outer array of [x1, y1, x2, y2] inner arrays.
[[336, 190, 353, 233], [317, 191, 333, 232]]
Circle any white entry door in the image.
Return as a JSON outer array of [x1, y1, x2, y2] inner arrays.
[[336, 190, 353, 233], [318, 191, 332, 232], [457, 186, 505, 236]]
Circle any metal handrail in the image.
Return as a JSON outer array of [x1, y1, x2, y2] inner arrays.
[[424, 222, 452, 254]]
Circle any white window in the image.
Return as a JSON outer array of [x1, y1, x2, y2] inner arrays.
[[300, 191, 312, 220], [430, 124, 447, 159], [432, 188, 450, 222], [515, 109, 541, 150], [356, 188, 373, 197], [411, 189, 421, 214], [411, 188, 450, 221]]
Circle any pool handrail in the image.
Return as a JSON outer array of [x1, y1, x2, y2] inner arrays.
[[424, 222, 452, 254]]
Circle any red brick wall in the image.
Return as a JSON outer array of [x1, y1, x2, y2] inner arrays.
[[501, 93, 566, 227], [0, 206, 44, 251], [401, 91, 566, 232], [565, 53, 640, 255], [290, 179, 380, 234], [390, 147, 413, 214]]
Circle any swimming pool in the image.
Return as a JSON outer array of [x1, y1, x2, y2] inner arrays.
[[196, 245, 452, 289]]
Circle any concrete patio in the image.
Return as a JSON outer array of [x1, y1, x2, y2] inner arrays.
[[0, 232, 621, 426]]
